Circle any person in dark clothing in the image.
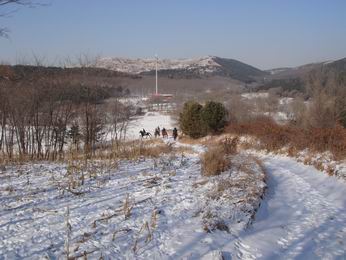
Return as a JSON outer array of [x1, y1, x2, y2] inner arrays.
[[161, 128, 168, 138], [154, 127, 160, 138], [172, 127, 178, 140]]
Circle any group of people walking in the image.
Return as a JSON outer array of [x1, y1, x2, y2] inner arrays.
[[140, 126, 178, 140]]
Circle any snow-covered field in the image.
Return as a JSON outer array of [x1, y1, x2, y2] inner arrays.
[[103, 111, 176, 141], [1, 111, 346, 259], [1, 144, 345, 259], [0, 142, 266, 259], [126, 112, 176, 139]]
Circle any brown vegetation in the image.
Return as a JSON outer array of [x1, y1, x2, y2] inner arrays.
[[201, 145, 230, 176], [200, 137, 238, 176], [227, 117, 346, 159]]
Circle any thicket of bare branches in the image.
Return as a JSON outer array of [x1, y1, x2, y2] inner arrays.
[[293, 69, 346, 129], [0, 64, 131, 160]]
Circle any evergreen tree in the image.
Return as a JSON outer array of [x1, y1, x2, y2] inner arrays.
[[179, 101, 207, 138], [201, 101, 228, 133]]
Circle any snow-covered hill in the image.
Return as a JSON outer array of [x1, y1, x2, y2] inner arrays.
[[95, 56, 220, 74], [94, 56, 267, 82]]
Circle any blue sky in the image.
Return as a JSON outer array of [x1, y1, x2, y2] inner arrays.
[[0, 0, 346, 69]]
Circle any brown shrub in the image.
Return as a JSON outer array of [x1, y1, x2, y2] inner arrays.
[[308, 125, 346, 158], [326, 165, 335, 176], [220, 137, 239, 155], [226, 116, 346, 160], [201, 145, 230, 176]]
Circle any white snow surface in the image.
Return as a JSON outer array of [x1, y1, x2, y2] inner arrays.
[[279, 97, 294, 105], [117, 97, 147, 107], [126, 112, 176, 139], [241, 92, 269, 100], [229, 153, 346, 259], [263, 111, 290, 123]]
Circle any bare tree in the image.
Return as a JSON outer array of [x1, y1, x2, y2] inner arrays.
[[106, 99, 130, 145], [305, 69, 346, 128], [288, 97, 307, 127], [226, 94, 254, 123], [0, 0, 40, 38]]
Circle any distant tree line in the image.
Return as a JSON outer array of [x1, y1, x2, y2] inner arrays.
[[258, 78, 305, 97]]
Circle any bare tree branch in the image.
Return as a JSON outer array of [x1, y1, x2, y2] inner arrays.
[[0, 1, 33, 6], [0, 27, 9, 37], [0, 0, 46, 38]]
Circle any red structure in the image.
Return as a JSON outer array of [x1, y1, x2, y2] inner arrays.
[[150, 93, 174, 103]]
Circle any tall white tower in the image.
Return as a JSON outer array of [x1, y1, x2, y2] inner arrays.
[[155, 54, 158, 95]]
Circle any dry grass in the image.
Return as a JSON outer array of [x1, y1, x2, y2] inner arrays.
[[0, 138, 177, 164], [178, 135, 207, 145], [132, 221, 153, 254], [200, 136, 239, 177], [201, 145, 230, 176], [150, 209, 158, 229], [123, 194, 134, 220], [173, 146, 195, 154]]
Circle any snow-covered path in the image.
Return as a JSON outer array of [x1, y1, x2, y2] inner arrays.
[[232, 154, 346, 260]]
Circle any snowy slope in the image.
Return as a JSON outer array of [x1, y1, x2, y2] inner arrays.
[[225, 153, 346, 259]]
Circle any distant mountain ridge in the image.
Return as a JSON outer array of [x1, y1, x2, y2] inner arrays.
[[95, 56, 267, 83], [266, 58, 346, 80], [259, 58, 346, 95], [1, 56, 345, 96]]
